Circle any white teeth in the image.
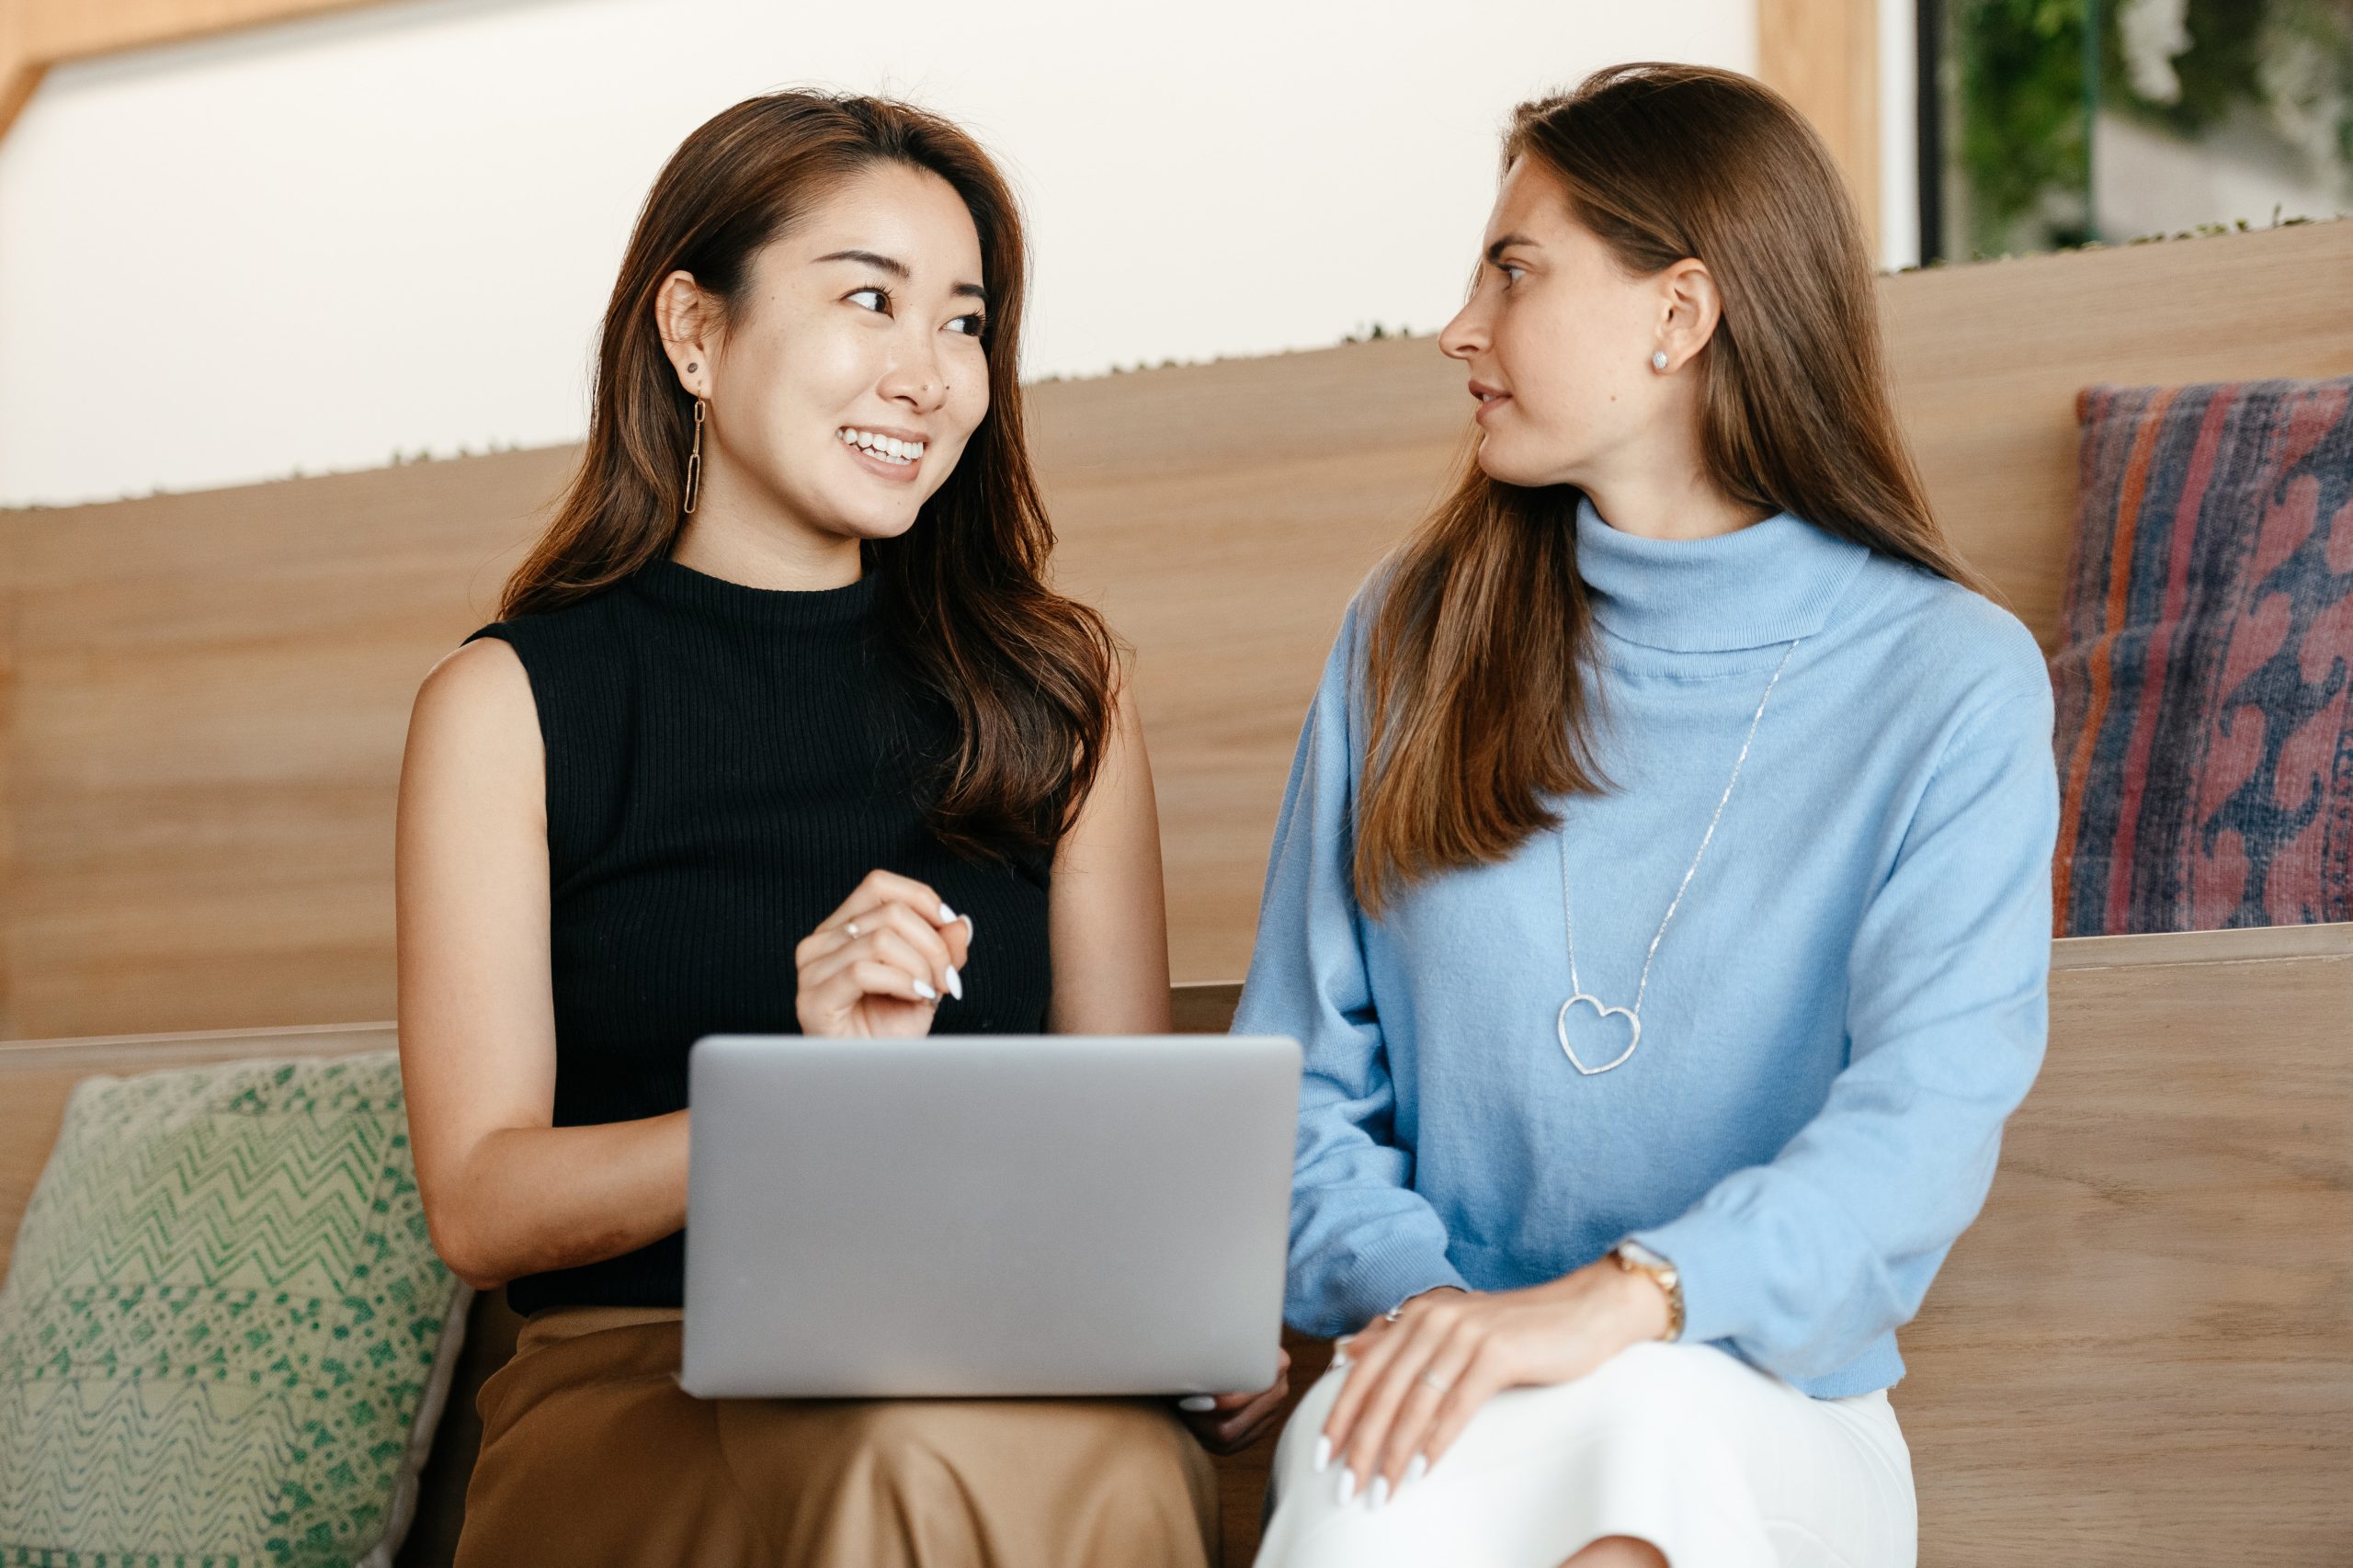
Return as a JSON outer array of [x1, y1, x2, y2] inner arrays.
[[838, 427, 924, 464]]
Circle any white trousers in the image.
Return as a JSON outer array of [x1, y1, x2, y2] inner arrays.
[[1253, 1341, 1916, 1568]]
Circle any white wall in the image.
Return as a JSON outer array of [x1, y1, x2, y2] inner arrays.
[[2097, 107, 2351, 241], [0, 0, 1776, 507]]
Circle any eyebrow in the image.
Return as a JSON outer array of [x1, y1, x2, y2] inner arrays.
[[1484, 233, 1539, 265], [815, 248, 988, 304]]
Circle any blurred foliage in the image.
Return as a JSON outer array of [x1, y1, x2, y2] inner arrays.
[[1950, 0, 2097, 255], [1947, 0, 2352, 257]]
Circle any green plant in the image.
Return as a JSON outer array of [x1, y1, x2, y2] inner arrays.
[[1950, 0, 2098, 255], [1947, 0, 2353, 257]]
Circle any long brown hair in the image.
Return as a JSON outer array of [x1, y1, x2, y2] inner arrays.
[[500, 92, 1117, 862], [1355, 62, 1987, 915]]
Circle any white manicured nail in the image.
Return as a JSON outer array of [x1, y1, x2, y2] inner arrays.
[[938, 902, 957, 923], [1177, 1394, 1216, 1412], [1369, 1475, 1389, 1512], [1336, 1469, 1355, 1506], [1313, 1435, 1331, 1471], [914, 980, 938, 1001], [1405, 1453, 1427, 1485], [945, 965, 963, 1001]]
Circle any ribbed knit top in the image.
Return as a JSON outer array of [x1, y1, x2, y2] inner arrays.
[[465, 555, 1053, 1316]]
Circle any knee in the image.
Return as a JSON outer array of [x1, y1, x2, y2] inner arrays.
[[1520, 1341, 1752, 1483], [1562, 1536, 1671, 1568], [823, 1401, 956, 1485], [1585, 1342, 1727, 1431]]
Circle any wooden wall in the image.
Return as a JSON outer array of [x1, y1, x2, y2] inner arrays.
[[1, 218, 2348, 1040], [1758, 0, 1880, 246]]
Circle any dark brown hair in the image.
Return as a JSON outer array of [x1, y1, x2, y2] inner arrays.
[[1355, 62, 1986, 913], [500, 92, 1117, 861]]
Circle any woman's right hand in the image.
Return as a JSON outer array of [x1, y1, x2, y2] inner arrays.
[[795, 869, 975, 1038]]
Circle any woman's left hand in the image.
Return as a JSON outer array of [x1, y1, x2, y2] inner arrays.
[[1320, 1262, 1671, 1503], [1176, 1346, 1292, 1455]]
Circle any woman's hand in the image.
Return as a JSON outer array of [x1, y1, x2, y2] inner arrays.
[[1320, 1264, 1670, 1505], [794, 870, 974, 1038], [1176, 1346, 1292, 1455]]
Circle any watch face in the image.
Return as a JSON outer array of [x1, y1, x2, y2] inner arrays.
[[1618, 1239, 1671, 1275]]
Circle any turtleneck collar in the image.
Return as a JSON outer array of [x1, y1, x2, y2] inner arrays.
[[1573, 493, 1870, 653], [631, 553, 877, 631]]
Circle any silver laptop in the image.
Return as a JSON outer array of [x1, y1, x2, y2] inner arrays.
[[678, 1032, 1301, 1399]]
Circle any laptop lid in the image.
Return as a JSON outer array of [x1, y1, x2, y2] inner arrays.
[[679, 1032, 1300, 1399]]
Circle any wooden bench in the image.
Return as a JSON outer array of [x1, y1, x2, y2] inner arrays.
[[4, 206, 2347, 1566], [6, 921, 2346, 1563]]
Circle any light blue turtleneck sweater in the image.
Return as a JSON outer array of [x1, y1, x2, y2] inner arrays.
[[1232, 496, 2058, 1398]]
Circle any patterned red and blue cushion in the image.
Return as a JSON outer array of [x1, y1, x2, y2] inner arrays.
[[2051, 375, 2353, 936]]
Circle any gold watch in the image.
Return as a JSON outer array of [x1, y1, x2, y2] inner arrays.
[[1608, 1239, 1685, 1343]]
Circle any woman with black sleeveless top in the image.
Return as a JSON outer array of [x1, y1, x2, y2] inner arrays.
[[394, 93, 1286, 1566]]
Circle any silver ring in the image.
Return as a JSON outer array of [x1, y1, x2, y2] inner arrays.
[[845, 921, 861, 938], [1383, 1305, 1404, 1323], [1420, 1370, 1449, 1392]]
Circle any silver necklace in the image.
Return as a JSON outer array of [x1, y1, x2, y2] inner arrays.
[[1555, 638, 1802, 1075]]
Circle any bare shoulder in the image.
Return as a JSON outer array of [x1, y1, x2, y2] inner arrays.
[[1092, 643, 1154, 793], [415, 635, 531, 721], [1108, 651, 1146, 741], [403, 637, 542, 814]]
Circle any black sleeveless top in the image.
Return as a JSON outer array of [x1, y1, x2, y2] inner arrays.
[[465, 556, 1054, 1315]]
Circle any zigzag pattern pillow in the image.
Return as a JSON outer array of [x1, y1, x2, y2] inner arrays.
[[0, 1052, 470, 1568], [2052, 375, 2353, 935]]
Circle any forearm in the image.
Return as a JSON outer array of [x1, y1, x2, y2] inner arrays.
[[435, 1109, 691, 1290]]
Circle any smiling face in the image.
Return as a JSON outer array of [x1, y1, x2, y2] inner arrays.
[[1438, 156, 1708, 494], [660, 160, 992, 551]]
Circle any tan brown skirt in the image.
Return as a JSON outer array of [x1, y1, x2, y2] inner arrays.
[[452, 1305, 1222, 1568]]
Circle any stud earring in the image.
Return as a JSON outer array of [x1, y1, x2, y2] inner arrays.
[[687, 362, 698, 374], [682, 397, 706, 515], [1650, 350, 1670, 371]]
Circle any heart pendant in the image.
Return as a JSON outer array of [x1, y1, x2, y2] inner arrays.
[[1556, 993, 1641, 1075]]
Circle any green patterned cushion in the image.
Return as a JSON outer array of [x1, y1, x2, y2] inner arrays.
[[0, 1051, 470, 1568]]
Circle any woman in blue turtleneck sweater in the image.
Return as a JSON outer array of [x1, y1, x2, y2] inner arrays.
[[1240, 64, 2057, 1568]]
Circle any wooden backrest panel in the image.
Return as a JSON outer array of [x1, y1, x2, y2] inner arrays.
[[0, 454, 562, 1040], [1896, 921, 2353, 1562], [2, 221, 2348, 1037], [4, 923, 2347, 1562]]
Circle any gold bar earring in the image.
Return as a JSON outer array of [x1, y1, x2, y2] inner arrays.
[[683, 397, 706, 515]]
